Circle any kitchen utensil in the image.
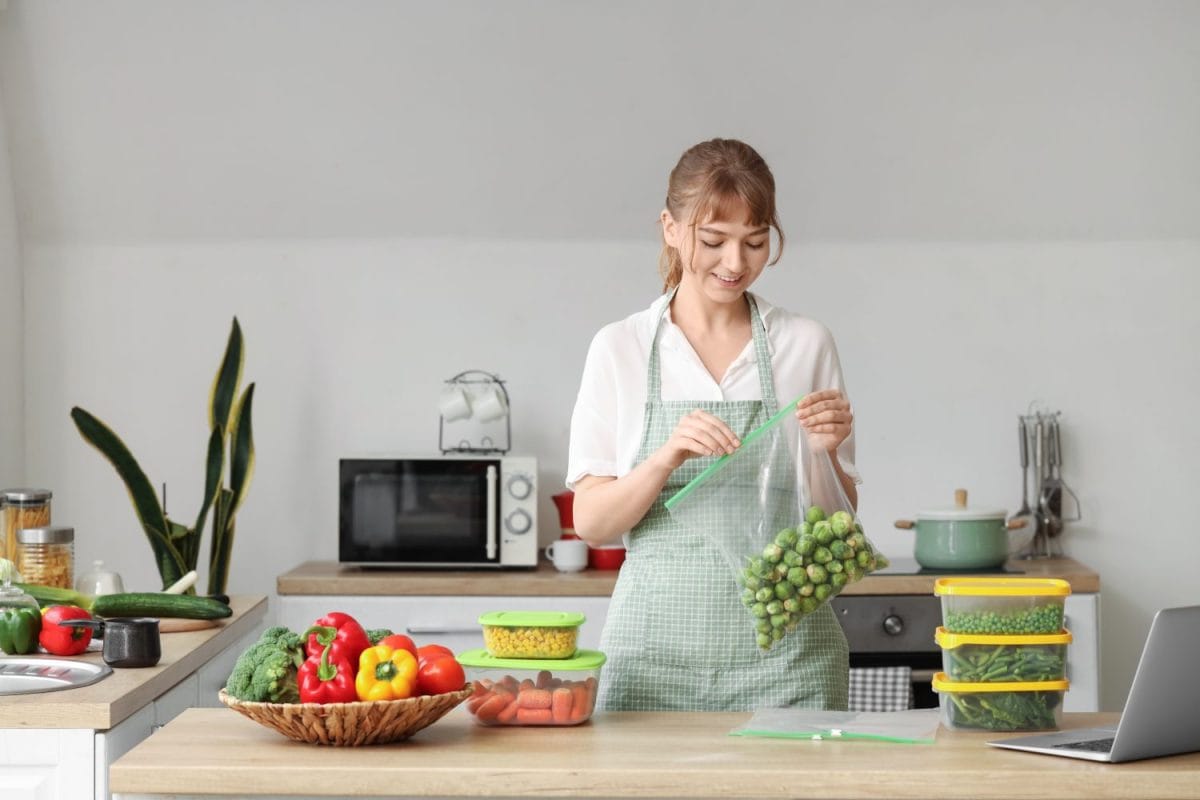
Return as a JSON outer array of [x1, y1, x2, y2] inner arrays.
[[895, 489, 1027, 570], [61, 617, 161, 668], [588, 543, 626, 571], [1016, 418, 1033, 519], [544, 539, 588, 572]]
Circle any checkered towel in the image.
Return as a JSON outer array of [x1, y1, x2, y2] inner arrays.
[[848, 666, 912, 712]]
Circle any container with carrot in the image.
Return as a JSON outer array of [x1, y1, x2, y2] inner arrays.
[[455, 649, 606, 726]]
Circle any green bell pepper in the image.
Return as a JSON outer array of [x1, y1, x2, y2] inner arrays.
[[0, 606, 42, 655]]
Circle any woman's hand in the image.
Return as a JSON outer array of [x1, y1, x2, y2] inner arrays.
[[649, 409, 740, 471], [796, 389, 853, 454]]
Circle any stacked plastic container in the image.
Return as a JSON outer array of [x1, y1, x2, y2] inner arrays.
[[457, 611, 605, 726], [932, 577, 1072, 732]]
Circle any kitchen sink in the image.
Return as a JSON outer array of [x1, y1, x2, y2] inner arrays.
[[0, 656, 112, 695]]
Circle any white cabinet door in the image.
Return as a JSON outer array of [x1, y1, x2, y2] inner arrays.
[[1063, 593, 1100, 712], [0, 728, 93, 800], [277, 596, 611, 655]]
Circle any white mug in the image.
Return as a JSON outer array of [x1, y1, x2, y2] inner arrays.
[[438, 386, 472, 422], [544, 538, 588, 572], [473, 386, 509, 422]]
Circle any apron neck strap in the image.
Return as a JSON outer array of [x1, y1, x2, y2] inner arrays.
[[647, 288, 777, 408]]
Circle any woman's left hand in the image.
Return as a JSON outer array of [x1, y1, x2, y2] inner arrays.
[[795, 389, 853, 453]]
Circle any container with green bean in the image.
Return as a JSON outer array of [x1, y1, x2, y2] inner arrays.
[[933, 673, 1068, 731], [936, 627, 1071, 682]]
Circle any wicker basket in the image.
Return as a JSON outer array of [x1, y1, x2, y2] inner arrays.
[[218, 686, 473, 746]]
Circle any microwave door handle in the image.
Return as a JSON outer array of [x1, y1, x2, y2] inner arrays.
[[486, 465, 498, 560]]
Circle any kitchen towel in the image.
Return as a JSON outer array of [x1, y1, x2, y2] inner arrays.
[[848, 666, 912, 712]]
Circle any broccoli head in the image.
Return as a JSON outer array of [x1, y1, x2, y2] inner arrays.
[[225, 626, 306, 703], [366, 628, 394, 645]]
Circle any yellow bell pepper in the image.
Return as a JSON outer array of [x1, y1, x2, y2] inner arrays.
[[356, 644, 418, 701]]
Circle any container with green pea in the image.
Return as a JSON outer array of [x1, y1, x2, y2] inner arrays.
[[934, 577, 1071, 635]]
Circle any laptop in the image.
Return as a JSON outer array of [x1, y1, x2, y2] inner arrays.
[[987, 605, 1200, 763]]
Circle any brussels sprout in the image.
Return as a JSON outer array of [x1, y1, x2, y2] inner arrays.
[[826, 560, 843, 574], [799, 596, 820, 614], [770, 613, 788, 629], [743, 573, 762, 591], [845, 532, 865, 550], [756, 587, 773, 603], [756, 633, 771, 649], [814, 521, 835, 545], [830, 510, 853, 537], [763, 543, 784, 564], [830, 572, 849, 590], [814, 583, 834, 602], [798, 583, 814, 597], [766, 600, 783, 616], [741, 588, 756, 605], [751, 602, 768, 619], [805, 505, 827, 525], [756, 619, 772, 635], [813, 546, 833, 564], [796, 534, 817, 556], [774, 581, 795, 600], [783, 549, 801, 567], [783, 598, 800, 613], [786, 566, 808, 586], [799, 521, 813, 537], [856, 550, 871, 567], [771, 627, 784, 642], [774, 527, 798, 548], [806, 563, 828, 584], [829, 540, 850, 560]]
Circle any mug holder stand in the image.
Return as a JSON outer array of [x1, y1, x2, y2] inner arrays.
[[438, 369, 511, 455]]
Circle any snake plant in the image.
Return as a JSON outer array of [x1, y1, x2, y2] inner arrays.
[[70, 318, 256, 595]]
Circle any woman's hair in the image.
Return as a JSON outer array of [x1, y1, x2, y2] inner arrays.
[[658, 138, 785, 292]]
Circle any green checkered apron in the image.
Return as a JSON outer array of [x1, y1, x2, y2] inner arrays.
[[596, 294, 849, 711]]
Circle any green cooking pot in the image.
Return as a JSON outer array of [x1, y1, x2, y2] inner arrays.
[[894, 489, 1027, 570]]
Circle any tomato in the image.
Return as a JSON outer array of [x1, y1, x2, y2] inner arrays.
[[418, 654, 466, 695], [378, 634, 417, 658], [416, 643, 454, 666]]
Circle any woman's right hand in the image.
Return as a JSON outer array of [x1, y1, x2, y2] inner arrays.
[[650, 409, 740, 471]]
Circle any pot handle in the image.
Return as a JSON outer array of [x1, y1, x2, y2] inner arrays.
[[60, 618, 106, 638], [1006, 517, 1029, 530], [894, 519, 916, 529]]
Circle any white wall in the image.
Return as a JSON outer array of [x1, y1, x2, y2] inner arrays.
[[3, 2, 1199, 711], [0, 81, 23, 488]]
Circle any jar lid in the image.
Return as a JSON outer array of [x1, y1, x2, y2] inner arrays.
[[17, 526, 74, 544], [2, 488, 53, 505]]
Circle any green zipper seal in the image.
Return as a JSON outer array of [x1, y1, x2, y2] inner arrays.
[[729, 729, 934, 744], [664, 394, 804, 513]]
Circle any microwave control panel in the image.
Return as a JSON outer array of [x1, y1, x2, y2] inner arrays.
[[499, 456, 539, 567]]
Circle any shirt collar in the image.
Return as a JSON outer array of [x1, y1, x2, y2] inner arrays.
[[651, 291, 777, 357]]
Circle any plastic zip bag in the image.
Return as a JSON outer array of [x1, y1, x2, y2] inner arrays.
[[665, 395, 888, 651], [729, 708, 939, 743]]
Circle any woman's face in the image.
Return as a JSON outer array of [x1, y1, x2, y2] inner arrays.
[[664, 199, 771, 304]]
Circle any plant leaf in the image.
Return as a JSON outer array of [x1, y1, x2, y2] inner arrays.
[[146, 519, 188, 589], [208, 318, 243, 433], [208, 488, 234, 596], [228, 383, 256, 514], [70, 407, 178, 583], [193, 426, 225, 551]]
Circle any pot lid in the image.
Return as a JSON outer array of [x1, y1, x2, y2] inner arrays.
[[918, 488, 1006, 522]]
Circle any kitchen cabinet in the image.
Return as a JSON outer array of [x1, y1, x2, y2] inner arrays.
[[0, 596, 267, 800], [110, 707, 1200, 800]]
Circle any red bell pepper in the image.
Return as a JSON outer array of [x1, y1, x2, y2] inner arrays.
[[304, 612, 370, 667], [39, 605, 94, 656], [298, 643, 358, 704]]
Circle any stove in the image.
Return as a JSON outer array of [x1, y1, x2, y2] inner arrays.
[[830, 558, 1021, 708]]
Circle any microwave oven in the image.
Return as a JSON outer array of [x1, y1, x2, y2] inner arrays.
[[339, 455, 538, 569]]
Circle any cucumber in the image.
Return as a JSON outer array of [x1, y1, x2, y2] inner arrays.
[[91, 592, 232, 620]]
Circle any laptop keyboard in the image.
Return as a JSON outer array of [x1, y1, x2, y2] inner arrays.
[[1051, 737, 1115, 753]]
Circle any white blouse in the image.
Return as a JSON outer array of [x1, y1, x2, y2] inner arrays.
[[566, 291, 861, 489]]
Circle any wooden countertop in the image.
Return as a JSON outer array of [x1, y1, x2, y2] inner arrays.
[[110, 708, 1197, 799], [277, 556, 1099, 596], [0, 595, 266, 730]]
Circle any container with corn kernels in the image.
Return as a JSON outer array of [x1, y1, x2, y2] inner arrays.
[[479, 610, 584, 659]]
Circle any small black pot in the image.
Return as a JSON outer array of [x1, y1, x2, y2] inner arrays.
[[62, 617, 162, 668]]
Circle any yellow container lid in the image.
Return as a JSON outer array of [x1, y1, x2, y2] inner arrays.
[[932, 672, 1070, 693], [933, 577, 1072, 597], [935, 626, 1073, 649]]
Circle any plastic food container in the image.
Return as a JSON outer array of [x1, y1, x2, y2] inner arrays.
[[457, 648, 606, 726], [933, 672, 1068, 731], [479, 611, 584, 658], [936, 627, 1072, 682], [934, 577, 1071, 635]]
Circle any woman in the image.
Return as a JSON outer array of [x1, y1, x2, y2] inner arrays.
[[566, 138, 858, 711]]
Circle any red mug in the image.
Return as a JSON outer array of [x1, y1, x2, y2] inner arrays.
[[589, 546, 626, 571]]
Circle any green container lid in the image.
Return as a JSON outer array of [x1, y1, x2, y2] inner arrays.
[[478, 610, 585, 628], [456, 648, 607, 671]]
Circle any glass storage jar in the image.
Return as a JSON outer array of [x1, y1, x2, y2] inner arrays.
[[17, 526, 74, 589], [2, 488, 53, 563]]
